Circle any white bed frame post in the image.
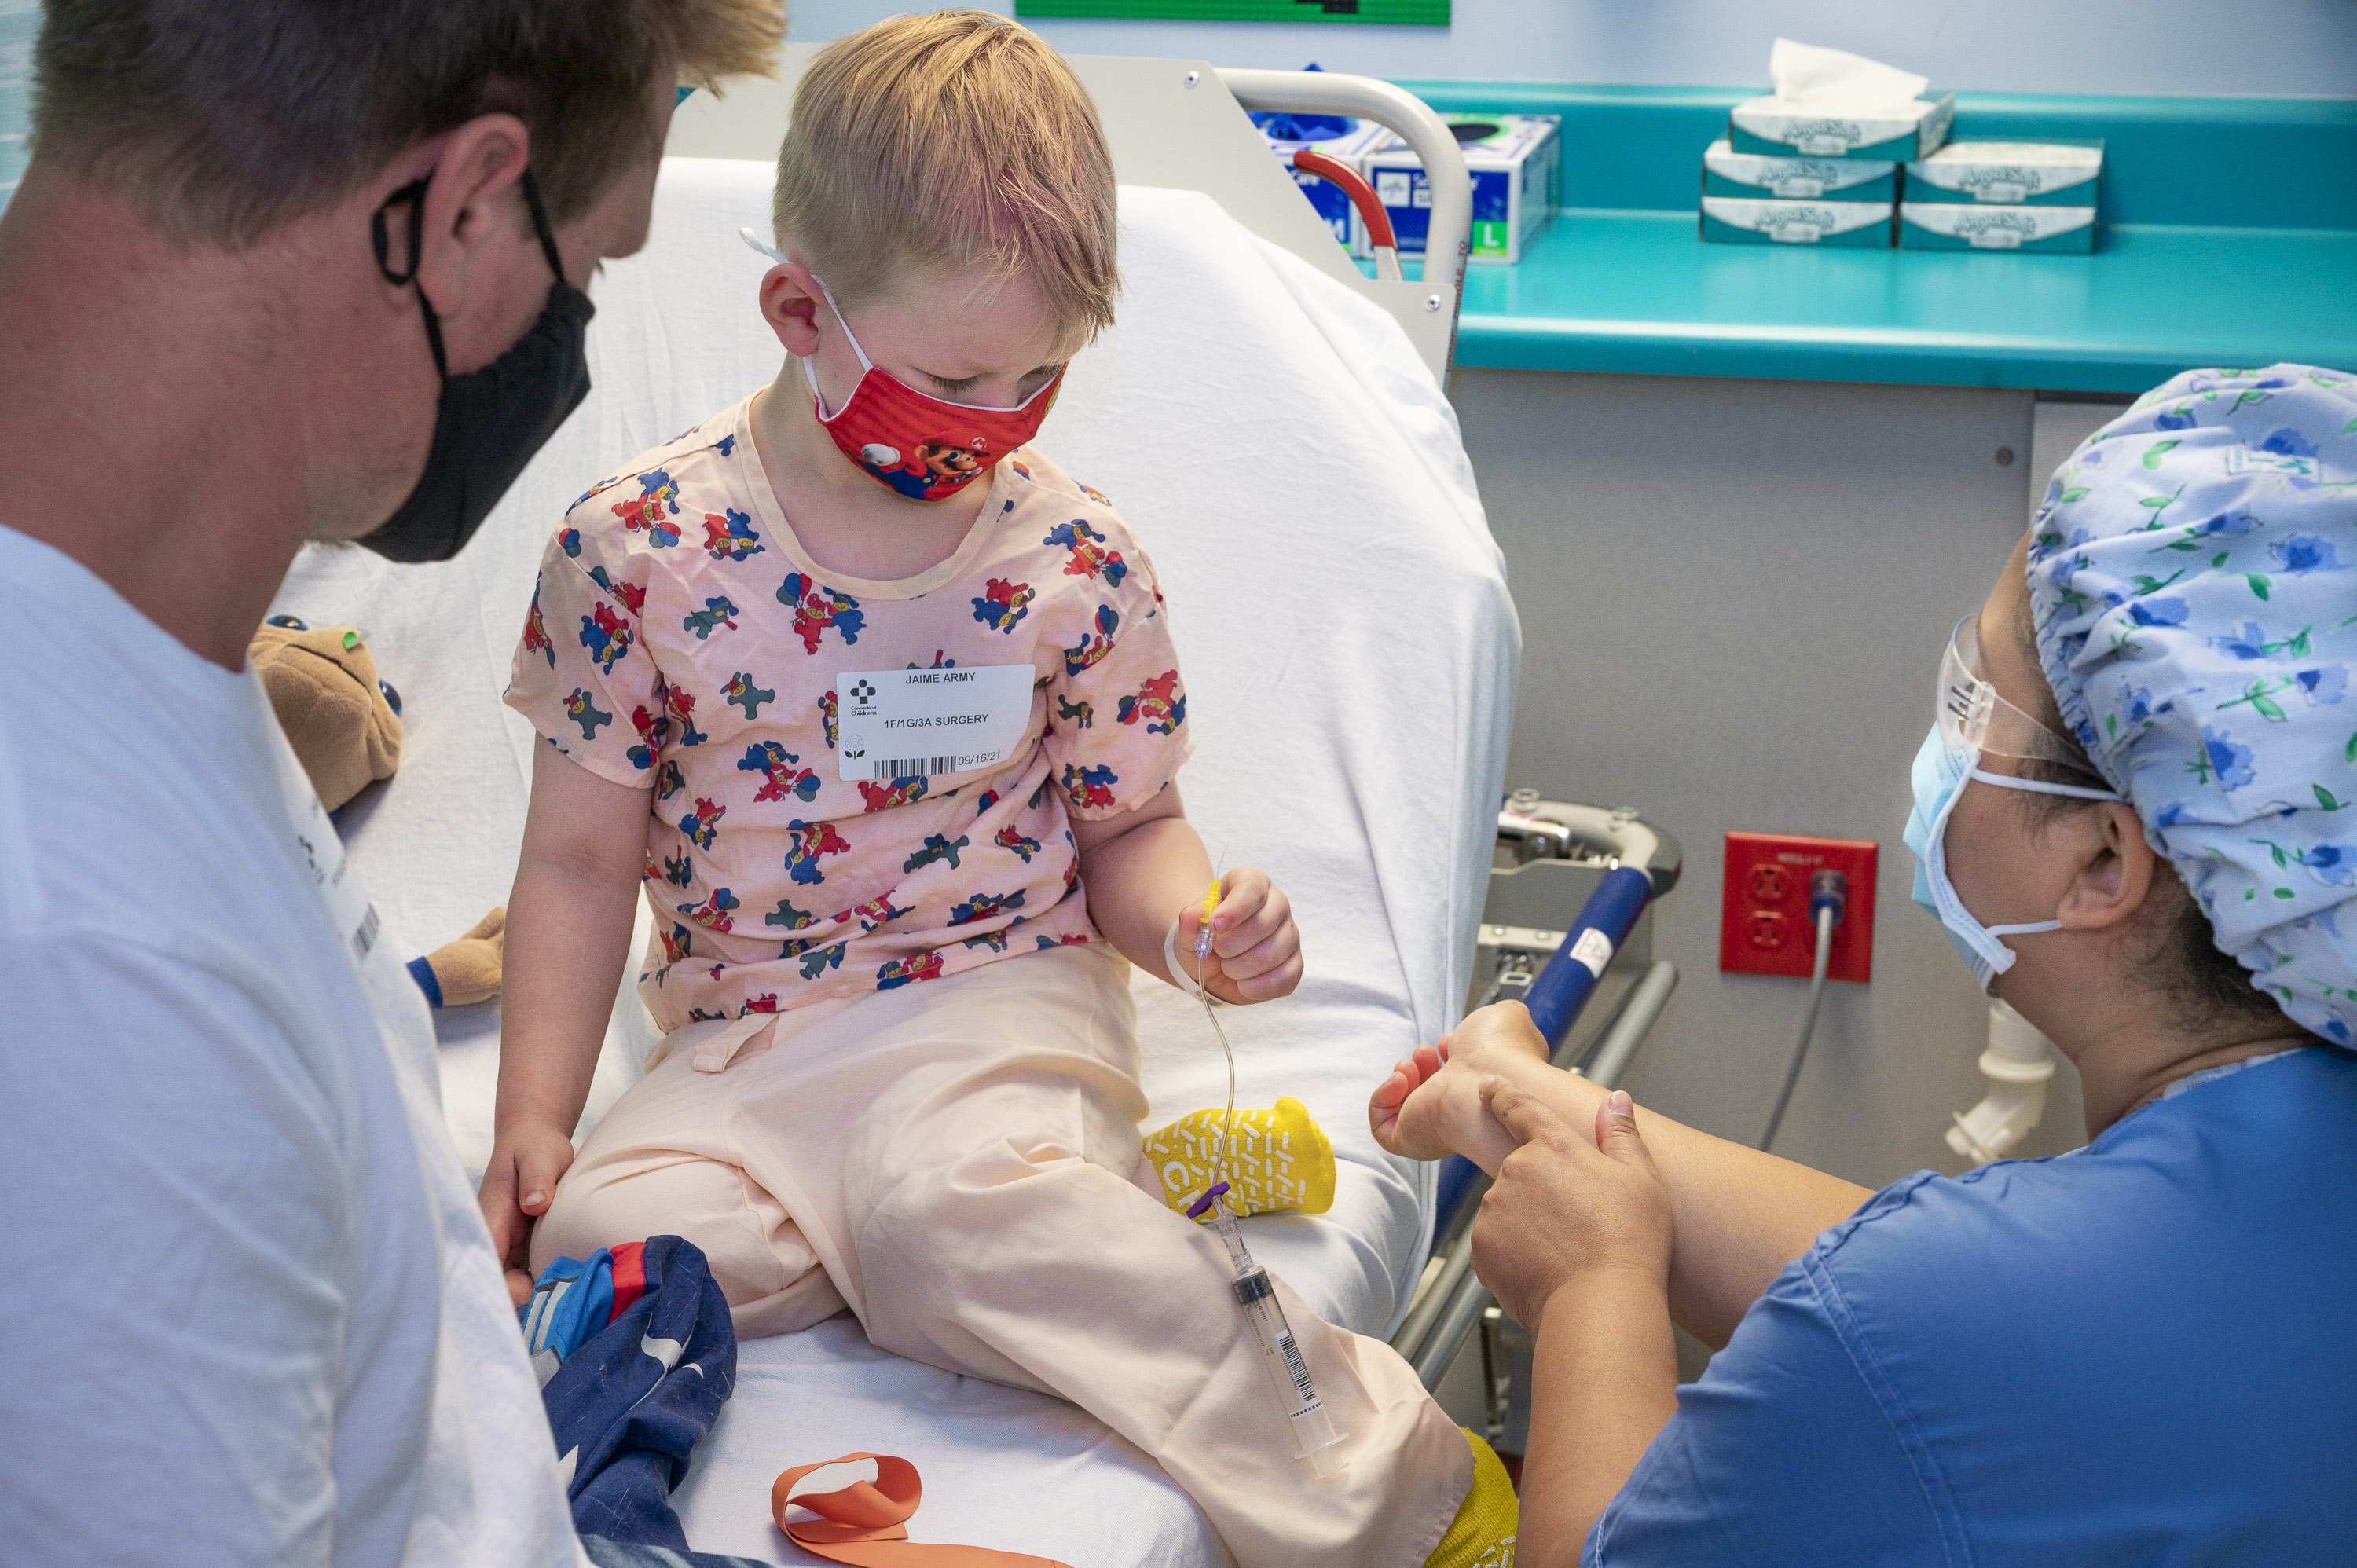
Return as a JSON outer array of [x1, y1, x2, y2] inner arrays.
[[1212, 68, 1472, 381]]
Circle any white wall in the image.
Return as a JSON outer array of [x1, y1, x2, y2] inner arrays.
[[786, 0, 2357, 98]]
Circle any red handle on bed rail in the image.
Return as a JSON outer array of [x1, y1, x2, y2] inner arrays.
[[1291, 148, 1397, 252]]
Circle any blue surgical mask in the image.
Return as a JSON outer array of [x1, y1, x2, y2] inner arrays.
[[1904, 723, 2121, 992]]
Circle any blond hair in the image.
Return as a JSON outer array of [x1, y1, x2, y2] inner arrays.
[[771, 11, 1119, 355]]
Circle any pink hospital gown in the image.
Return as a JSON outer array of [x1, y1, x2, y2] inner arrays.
[[505, 396, 1192, 1031]]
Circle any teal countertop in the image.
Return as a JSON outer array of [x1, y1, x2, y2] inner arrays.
[[1452, 214, 2357, 391], [1387, 84, 2357, 391]]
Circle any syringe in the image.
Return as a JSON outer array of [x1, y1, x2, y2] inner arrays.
[[1173, 877, 1349, 1479], [1189, 1181, 1350, 1478]]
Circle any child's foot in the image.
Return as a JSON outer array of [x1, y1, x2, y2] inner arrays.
[[1369, 1042, 1461, 1161], [1369, 1003, 1553, 1163], [1142, 1096, 1336, 1218]]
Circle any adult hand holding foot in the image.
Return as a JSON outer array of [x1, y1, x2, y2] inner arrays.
[[1369, 366, 2357, 1568], [1468, 1079, 1675, 1557], [1370, 1002, 1868, 1348]]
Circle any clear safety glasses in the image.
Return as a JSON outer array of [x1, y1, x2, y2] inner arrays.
[[1937, 614, 2090, 768]]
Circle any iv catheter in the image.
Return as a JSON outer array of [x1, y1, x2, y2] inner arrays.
[[1168, 881, 1350, 1479]]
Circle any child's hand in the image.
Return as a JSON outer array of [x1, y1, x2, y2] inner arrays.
[[1178, 866, 1302, 1005], [478, 1120, 577, 1307]]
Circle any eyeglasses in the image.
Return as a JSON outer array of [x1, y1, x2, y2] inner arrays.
[[1937, 614, 2091, 768]]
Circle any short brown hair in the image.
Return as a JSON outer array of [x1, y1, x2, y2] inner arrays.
[[31, 0, 783, 247], [769, 10, 1119, 356]]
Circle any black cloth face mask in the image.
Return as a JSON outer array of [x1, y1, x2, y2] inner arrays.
[[361, 168, 596, 562]]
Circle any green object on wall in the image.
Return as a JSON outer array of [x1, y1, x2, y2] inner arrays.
[[1016, 0, 1447, 23]]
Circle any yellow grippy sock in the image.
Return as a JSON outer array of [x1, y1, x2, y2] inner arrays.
[[1424, 1428, 1519, 1568], [1142, 1096, 1336, 1218]]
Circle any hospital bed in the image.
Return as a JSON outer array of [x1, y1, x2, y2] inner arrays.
[[278, 56, 1515, 1564]]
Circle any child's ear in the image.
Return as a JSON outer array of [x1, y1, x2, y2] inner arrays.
[[758, 264, 825, 357]]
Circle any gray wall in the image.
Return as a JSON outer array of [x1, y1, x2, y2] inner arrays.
[[1455, 370, 2121, 1187], [785, 0, 2357, 98]]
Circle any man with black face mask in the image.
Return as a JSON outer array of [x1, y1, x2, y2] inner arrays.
[[363, 163, 601, 565], [0, 5, 780, 1566]]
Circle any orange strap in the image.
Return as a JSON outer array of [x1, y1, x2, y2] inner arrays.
[[771, 1453, 1073, 1568]]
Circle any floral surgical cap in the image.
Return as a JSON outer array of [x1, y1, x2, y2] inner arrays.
[[2025, 365, 2357, 1047]]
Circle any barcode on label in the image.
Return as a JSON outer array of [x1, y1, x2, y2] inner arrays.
[[1277, 1330, 1317, 1402], [877, 755, 961, 778], [352, 903, 381, 960]]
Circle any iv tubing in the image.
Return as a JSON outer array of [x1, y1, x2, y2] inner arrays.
[[1164, 892, 1239, 1196], [1164, 891, 1348, 1478]]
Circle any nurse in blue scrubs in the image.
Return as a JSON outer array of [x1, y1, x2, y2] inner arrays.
[[1371, 364, 2357, 1566]]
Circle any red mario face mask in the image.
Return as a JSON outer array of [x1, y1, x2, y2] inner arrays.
[[742, 230, 1063, 502]]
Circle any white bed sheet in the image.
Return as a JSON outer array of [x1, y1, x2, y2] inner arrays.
[[275, 158, 1516, 1565]]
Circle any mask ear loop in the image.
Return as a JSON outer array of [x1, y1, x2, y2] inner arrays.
[[739, 226, 789, 265], [375, 177, 447, 377], [516, 169, 567, 285], [738, 228, 1064, 421], [376, 170, 561, 380], [1961, 767, 2126, 940], [739, 229, 874, 418]]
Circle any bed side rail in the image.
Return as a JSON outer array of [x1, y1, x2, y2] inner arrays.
[[1215, 68, 1472, 373]]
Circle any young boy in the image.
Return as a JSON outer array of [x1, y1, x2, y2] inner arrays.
[[481, 14, 1511, 1566]]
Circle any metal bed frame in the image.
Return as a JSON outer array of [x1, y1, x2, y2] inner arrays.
[[1391, 800, 1684, 1399]]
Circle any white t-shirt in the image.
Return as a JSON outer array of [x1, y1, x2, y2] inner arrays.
[[0, 526, 584, 1567]]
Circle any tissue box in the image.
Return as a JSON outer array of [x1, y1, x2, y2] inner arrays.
[[1354, 113, 1560, 263], [1703, 139, 1897, 203], [1897, 203, 2097, 253], [1701, 196, 1893, 247], [1905, 140, 2102, 208], [1728, 93, 1955, 162], [1254, 115, 1391, 249]]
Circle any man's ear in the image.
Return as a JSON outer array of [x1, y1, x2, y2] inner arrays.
[[2056, 800, 2158, 933], [759, 263, 824, 357], [407, 114, 533, 318]]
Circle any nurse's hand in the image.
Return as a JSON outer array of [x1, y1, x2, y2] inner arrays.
[[1471, 1078, 1673, 1332], [479, 1120, 578, 1307]]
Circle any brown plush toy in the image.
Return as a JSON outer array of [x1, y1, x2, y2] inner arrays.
[[251, 615, 404, 812], [253, 614, 507, 1009], [409, 907, 508, 1009]]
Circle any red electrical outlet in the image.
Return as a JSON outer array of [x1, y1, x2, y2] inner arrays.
[[1719, 831, 1877, 983]]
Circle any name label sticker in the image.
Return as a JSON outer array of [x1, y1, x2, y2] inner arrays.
[[837, 665, 1036, 782]]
